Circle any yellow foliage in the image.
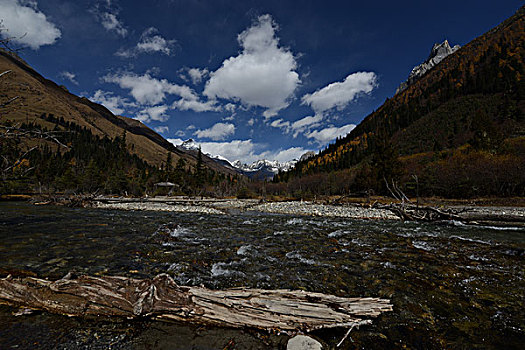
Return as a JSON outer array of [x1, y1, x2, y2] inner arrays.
[[13, 158, 30, 171]]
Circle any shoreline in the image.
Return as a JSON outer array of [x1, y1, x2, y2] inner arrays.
[[2, 194, 523, 226], [85, 196, 525, 226], [88, 197, 400, 220]]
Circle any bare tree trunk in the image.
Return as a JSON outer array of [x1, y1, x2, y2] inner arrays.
[[0, 273, 392, 332]]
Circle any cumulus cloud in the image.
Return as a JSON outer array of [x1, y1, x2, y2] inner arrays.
[[136, 105, 169, 122], [302, 72, 377, 114], [204, 14, 300, 118], [103, 72, 197, 105], [117, 27, 175, 57], [103, 71, 219, 113], [187, 67, 209, 85], [194, 122, 235, 141], [172, 98, 220, 113], [60, 71, 78, 85], [305, 124, 356, 145], [89, 89, 136, 115], [224, 103, 237, 113], [0, 0, 61, 49], [92, 0, 127, 37], [154, 126, 169, 134], [269, 114, 324, 138]]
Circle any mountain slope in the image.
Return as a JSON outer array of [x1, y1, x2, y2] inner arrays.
[[277, 6, 525, 197], [0, 50, 234, 175]]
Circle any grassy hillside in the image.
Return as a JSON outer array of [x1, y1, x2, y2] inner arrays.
[[0, 49, 234, 175]]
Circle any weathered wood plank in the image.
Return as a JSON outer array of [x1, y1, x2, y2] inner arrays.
[[0, 273, 392, 331]]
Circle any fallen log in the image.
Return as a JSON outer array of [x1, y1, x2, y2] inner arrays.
[[0, 273, 392, 332]]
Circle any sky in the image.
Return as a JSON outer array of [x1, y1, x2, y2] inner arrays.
[[0, 0, 522, 164]]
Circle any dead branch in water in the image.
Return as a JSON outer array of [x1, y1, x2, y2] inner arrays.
[[0, 273, 392, 332]]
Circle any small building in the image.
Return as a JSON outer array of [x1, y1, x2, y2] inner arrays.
[[154, 182, 178, 196]]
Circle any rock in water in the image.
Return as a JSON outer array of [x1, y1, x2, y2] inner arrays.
[[396, 39, 460, 93], [287, 335, 323, 350]]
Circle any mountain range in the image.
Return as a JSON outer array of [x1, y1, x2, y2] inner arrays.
[[1, 5, 523, 198], [177, 138, 305, 180]]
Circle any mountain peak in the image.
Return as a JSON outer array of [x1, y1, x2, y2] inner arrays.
[[178, 138, 200, 151], [397, 39, 460, 94]]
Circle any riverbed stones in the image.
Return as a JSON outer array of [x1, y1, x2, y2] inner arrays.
[[250, 201, 399, 220], [90, 198, 400, 220], [287, 335, 323, 350]]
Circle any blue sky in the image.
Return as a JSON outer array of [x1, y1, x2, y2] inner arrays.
[[0, 0, 522, 164]]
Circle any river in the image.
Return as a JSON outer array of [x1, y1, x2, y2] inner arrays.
[[0, 202, 523, 349]]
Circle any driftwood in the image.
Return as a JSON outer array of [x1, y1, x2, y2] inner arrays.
[[0, 273, 392, 332], [376, 203, 469, 222]]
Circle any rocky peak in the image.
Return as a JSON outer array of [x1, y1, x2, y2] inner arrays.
[[178, 138, 200, 151], [396, 39, 460, 94], [299, 151, 315, 162]]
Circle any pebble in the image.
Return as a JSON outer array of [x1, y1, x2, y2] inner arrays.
[[287, 335, 323, 350]]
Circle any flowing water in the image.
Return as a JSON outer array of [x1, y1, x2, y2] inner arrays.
[[0, 202, 523, 349]]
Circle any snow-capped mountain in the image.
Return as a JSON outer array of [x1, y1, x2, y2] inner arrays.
[[175, 139, 313, 180], [397, 40, 460, 94], [230, 159, 297, 180], [178, 138, 200, 151]]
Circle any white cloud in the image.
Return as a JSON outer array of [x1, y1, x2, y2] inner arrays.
[[269, 114, 324, 138], [302, 72, 377, 114], [224, 103, 237, 113], [100, 12, 127, 36], [92, 1, 127, 37], [168, 138, 312, 164], [194, 122, 235, 141], [247, 118, 255, 126], [174, 130, 185, 137], [137, 27, 174, 54], [305, 124, 356, 145], [187, 67, 209, 85], [103, 72, 197, 105], [172, 98, 220, 113], [117, 27, 175, 57], [0, 0, 61, 50], [168, 139, 257, 163], [262, 147, 312, 163], [290, 114, 323, 137], [60, 71, 78, 85], [154, 126, 169, 134], [269, 118, 290, 132], [204, 14, 300, 118], [89, 89, 136, 115], [103, 71, 219, 113], [136, 105, 169, 122]]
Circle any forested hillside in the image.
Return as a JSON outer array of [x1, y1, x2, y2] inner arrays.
[[0, 49, 241, 196], [274, 6, 524, 198]]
